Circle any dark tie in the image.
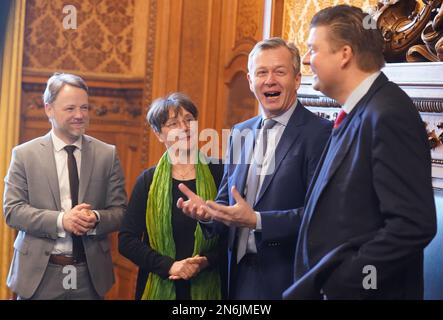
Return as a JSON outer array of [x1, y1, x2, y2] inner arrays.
[[334, 109, 347, 129], [64, 145, 85, 261], [236, 118, 277, 263]]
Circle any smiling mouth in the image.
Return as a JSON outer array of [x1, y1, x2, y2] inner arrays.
[[264, 91, 281, 98]]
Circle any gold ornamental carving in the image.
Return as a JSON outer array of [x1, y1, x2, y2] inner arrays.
[[372, 0, 443, 62]]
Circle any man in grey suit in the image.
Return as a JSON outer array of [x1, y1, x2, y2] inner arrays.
[[3, 73, 127, 299]]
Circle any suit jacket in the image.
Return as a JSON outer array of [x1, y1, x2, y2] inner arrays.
[[283, 72, 437, 300], [204, 102, 332, 299], [3, 132, 127, 298]]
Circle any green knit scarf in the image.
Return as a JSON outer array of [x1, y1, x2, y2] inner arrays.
[[142, 151, 221, 300]]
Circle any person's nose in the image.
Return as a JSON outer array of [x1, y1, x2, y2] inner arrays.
[[73, 107, 84, 119], [302, 51, 310, 65], [178, 119, 190, 130], [264, 72, 277, 85]]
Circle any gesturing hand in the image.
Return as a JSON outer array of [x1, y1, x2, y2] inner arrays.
[[203, 186, 257, 228], [176, 183, 212, 222]]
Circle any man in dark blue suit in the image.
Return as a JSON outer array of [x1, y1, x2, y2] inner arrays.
[[278, 5, 436, 299], [178, 38, 332, 299]]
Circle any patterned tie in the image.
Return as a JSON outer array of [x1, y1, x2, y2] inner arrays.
[[236, 118, 277, 263], [334, 109, 347, 129], [64, 145, 85, 261]]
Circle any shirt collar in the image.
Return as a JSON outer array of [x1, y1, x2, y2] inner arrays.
[[51, 130, 83, 152], [342, 71, 380, 114], [261, 100, 298, 127]]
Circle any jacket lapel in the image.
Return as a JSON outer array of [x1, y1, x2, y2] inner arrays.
[[39, 133, 61, 210], [79, 135, 94, 203], [255, 102, 306, 205], [318, 73, 388, 191], [228, 117, 260, 249], [231, 116, 261, 199], [305, 73, 389, 222]]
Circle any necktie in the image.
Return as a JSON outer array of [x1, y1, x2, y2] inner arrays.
[[64, 145, 85, 261], [334, 109, 347, 129], [237, 118, 277, 263]]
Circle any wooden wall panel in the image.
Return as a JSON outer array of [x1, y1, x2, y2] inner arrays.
[[214, 0, 264, 135], [146, 0, 264, 167]]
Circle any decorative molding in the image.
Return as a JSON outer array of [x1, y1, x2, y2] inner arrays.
[[300, 95, 443, 113], [235, 0, 261, 46], [141, 0, 158, 166], [300, 62, 443, 110], [21, 81, 143, 120], [299, 96, 339, 108]]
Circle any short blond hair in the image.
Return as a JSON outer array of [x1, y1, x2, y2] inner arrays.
[[248, 37, 301, 74]]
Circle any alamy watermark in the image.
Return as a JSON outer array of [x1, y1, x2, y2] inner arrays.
[[63, 5, 77, 30], [165, 121, 278, 175], [362, 265, 377, 290], [362, 14, 377, 30], [62, 265, 77, 290]]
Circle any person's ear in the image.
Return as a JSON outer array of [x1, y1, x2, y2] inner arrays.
[[340, 45, 353, 69], [152, 128, 164, 143], [44, 103, 53, 119], [247, 72, 254, 92], [294, 72, 302, 91]]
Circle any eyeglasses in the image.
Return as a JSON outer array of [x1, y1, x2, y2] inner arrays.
[[163, 116, 196, 129]]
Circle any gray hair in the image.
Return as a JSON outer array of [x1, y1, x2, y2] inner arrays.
[[147, 92, 198, 133], [248, 37, 301, 74], [43, 73, 88, 105]]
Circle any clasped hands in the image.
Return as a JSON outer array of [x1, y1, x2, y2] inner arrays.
[[62, 203, 98, 236], [176, 184, 257, 229], [168, 255, 208, 280]]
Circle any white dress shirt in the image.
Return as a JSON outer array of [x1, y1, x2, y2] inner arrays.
[[51, 130, 82, 255], [51, 131, 99, 255], [342, 71, 381, 114], [245, 102, 298, 253]]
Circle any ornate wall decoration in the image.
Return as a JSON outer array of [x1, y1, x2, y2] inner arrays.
[[23, 0, 135, 75], [236, 0, 261, 45], [141, 0, 157, 167], [372, 0, 442, 62], [282, 0, 378, 74], [21, 82, 142, 123]]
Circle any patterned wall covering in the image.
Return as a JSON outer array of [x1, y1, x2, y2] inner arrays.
[[282, 0, 379, 74], [23, 0, 135, 74], [236, 0, 262, 45]]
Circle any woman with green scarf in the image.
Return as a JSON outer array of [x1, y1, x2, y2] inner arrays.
[[118, 93, 226, 300]]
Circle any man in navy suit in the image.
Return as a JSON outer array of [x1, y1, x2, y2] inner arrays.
[[178, 37, 332, 299], [278, 5, 436, 299]]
